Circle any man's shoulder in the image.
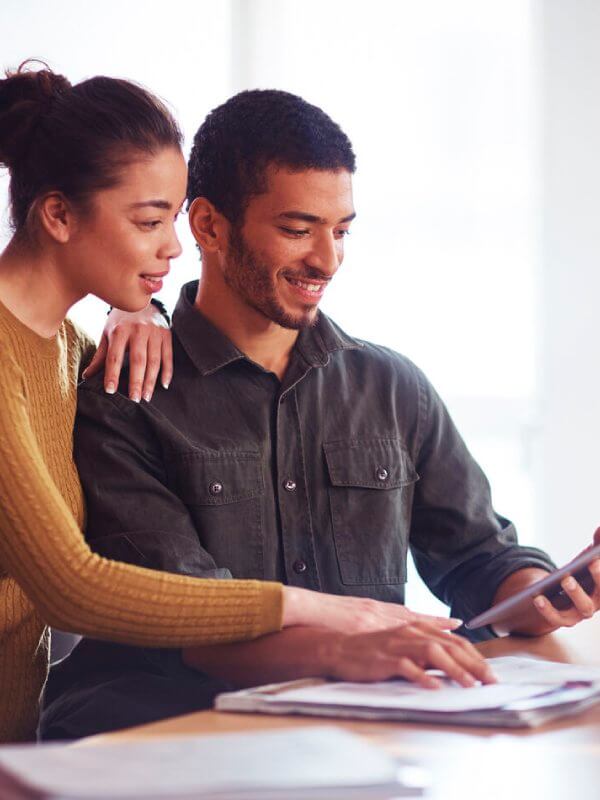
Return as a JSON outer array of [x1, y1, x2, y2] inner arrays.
[[323, 316, 427, 388], [77, 362, 139, 418]]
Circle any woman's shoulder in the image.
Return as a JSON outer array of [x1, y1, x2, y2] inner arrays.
[[63, 317, 96, 361]]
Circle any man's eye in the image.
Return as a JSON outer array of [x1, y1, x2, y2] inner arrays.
[[336, 229, 351, 238], [279, 227, 310, 237]]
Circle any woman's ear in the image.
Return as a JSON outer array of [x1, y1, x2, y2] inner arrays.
[[188, 197, 230, 254], [36, 192, 77, 244]]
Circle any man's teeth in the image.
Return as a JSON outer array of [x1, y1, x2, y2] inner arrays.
[[288, 278, 322, 293]]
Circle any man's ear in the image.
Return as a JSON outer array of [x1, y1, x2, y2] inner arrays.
[[36, 192, 77, 244], [188, 197, 230, 253]]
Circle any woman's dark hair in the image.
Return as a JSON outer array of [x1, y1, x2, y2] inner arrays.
[[0, 61, 183, 234]]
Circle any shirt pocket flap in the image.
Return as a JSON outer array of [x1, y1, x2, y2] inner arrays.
[[167, 450, 264, 505], [324, 439, 419, 489]]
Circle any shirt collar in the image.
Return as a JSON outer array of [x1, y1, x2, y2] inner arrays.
[[172, 280, 363, 377]]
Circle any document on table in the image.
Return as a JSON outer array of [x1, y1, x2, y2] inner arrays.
[[267, 680, 548, 713], [486, 655, 600, 685], [215, 656, 600, 728], [0, 727, 426, 799]]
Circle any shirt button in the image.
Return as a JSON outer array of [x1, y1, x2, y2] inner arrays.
[[209, 481, 223, 495], [293, 559, 307, 574], [376, 467, 389, 481], [284, 479, 297, 492]]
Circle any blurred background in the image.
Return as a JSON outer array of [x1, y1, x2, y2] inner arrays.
[[1, 0, 598, 615]]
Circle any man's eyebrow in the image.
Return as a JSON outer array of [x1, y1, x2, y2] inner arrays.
[[278, 211, 357, 224], [128, 200, 173, 210]]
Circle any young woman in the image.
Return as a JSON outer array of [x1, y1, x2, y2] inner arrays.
[[0, 63, 448, 742]]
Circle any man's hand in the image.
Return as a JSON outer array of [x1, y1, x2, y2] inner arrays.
[[185, 621, 496, 690], [321, 622, 497, 688], [282, 586, 462, 634], [531, 527, 600, 631], [82, 304, 172, 402], [492, 528, 600, 636]]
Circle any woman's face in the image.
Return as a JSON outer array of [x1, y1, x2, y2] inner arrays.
[[66, 147, 187, 311]]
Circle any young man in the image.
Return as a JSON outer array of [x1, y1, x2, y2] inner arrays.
[[41, 90, 600, 739]]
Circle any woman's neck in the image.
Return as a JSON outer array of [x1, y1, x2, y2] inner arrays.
[[0, 239, 82, 338]]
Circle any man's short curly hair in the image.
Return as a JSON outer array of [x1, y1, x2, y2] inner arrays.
[[187, 89, 356, 224]]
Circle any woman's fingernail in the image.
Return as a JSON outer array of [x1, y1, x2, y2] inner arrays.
[[131, 392, 140, 403], [534, 596, 546, 609], [449, 618, 463, 627], [143, 392, 152, 403], [162, 381, 170, 390], [564, 577, 576, 591], [105, 382, 115, 395]]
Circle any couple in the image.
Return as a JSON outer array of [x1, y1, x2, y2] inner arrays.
[[0, 64, 598, 743]]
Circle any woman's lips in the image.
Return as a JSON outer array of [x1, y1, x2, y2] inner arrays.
[[140, 273, 165, 293]]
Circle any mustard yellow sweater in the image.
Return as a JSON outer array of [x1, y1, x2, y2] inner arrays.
[[0, 300, 283, 742]]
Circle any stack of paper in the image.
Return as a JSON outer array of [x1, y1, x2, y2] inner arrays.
[[215, 656, 600, 729], [0, 727, 426, 799]]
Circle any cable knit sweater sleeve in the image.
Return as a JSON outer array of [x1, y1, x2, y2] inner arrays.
[[0, 344, 283, 647]]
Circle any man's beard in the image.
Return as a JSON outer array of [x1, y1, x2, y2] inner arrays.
[[224, 226, 319, 330]]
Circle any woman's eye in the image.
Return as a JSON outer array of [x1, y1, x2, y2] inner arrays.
[[138, 220, 162, 230]]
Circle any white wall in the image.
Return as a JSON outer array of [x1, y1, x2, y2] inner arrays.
[[535, 0, 600, 562], [0, 0, 233, 336]]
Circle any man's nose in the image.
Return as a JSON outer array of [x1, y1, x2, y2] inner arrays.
[[305, 231, 342, 276]]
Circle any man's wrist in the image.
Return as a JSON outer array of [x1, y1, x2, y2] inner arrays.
[[492, 567, 554, 636]]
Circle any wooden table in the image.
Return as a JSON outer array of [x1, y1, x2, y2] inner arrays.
[[92, 617, 600, 799]]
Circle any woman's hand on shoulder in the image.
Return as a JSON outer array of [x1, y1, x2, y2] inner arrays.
[[82, 303, 172, 402]]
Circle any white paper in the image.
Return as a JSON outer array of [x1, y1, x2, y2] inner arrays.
[[486, 656, 600, 685], [267, 680, 548, 713], [0, 727, 408, 799]]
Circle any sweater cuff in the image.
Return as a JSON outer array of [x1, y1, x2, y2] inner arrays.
[[256, 581, 284, 636]]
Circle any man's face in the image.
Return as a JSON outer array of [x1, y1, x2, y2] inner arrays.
[[223, 166, 355, 329]]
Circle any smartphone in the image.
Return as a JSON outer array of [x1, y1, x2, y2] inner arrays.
[[465, 543, 600, 630]]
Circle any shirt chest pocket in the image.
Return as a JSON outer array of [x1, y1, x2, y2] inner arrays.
[[324, 439, 419, 586], [166, 450, 265, 579]]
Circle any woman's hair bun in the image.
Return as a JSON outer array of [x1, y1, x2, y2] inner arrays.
[[0, 60, 71, 169]]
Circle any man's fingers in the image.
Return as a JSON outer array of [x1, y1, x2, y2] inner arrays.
[[141, 333, 164, 403], [82, 336, 108, 381], [395, 656, 441, 689], [420, 642, 481, 687], [533, 595, 576, 628], [160, 330, 173, 390], [589, 558, 600, 594], [560, 576, 596, 618]]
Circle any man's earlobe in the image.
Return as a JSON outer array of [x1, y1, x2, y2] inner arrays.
[[37, 193, 73, 244], [188, 197, 225, 253]]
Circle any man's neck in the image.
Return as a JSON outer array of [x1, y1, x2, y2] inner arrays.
[[194, 273, 299, 381]]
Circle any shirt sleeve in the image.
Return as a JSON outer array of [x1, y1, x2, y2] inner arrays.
[[408, 366, 555, 638], [0, 347, 283, 647]]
